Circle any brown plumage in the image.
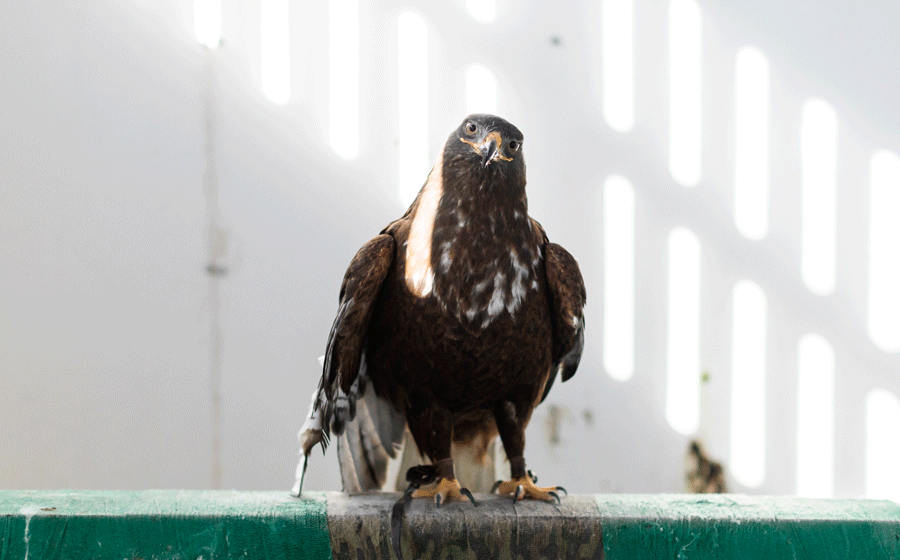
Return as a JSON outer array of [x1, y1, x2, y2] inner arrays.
[[295, 114, 586, 503]]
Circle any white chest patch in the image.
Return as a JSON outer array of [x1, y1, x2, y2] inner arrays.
[[477, 248, 537, 328], [405, 154, 443, 298]]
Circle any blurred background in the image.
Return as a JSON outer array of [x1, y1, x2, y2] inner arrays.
[[1, 0, 898, 500]]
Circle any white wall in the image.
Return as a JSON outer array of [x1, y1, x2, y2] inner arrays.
[[2, 0, 899, 498]]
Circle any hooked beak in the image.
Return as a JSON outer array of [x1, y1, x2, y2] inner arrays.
[[480, 134, 500, 168], [461, 131, 510, 168]]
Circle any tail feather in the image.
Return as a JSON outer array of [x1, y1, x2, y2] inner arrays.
[[373, 386, 407, 458], [294, 350, 406, 496], [295, 369, 503, 496], [338, 375, 405, 492]]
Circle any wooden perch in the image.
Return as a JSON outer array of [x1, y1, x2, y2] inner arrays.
[[1, 490, 898, 559]]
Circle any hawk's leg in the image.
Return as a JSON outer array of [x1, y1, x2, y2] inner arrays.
[[406, 408, 475, 505], [410, 459, 476, 504], [492, 400, 564, 503]]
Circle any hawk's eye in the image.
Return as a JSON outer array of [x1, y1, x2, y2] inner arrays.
[[508, 140, 521, 151], [465, 122, 477, 135]]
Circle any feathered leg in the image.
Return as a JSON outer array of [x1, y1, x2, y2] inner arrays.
[[406, 407, 475, 505], [492, 400, 564, 503]]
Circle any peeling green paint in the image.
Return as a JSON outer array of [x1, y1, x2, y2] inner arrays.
[[598, 494, 900, 559], [0, 491, 331, 560]]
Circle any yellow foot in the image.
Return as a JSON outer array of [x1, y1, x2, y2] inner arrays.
[[493, 473, 566, 503], [412, 477, 476, 506]]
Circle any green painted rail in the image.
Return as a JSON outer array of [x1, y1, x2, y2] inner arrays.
[[1, 491, 899, 559]]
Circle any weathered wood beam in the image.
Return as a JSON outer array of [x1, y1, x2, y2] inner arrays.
[[1, 491, 898, 559]]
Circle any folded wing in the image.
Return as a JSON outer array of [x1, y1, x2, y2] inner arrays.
[[540, 242, 587, 403], [294, 234, 401, 495]]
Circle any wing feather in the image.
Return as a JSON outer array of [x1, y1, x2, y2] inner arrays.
[[540, 242, 587, 402], [294, 234, 396, 494]]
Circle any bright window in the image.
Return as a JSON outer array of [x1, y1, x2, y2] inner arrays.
[[602, 0, 634, 132], [603, 176, 635, 382], [730, 280, 767, 487], [666, 227, 702, 434], [668, 0, 702, 186], [796, 333, 835, 497], [800, 99, 837, 295], [734, 47, 769, 240]]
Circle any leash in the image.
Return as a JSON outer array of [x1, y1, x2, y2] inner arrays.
[[390, 465, 437, 560]]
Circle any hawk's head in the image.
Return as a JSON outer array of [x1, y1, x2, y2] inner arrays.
[[444, 114, 525, 188]]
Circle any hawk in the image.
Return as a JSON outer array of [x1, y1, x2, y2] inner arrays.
[[294, 114, 586, 503]]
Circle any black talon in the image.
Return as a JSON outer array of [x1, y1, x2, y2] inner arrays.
[[435, 493, 443, 507], [513, 485, 524, 502], [548, 491, 561, 504], [460, 487, 478, 506], [527, 470, 538, 484], [490, 480, 503, 493], [555, 486, 568, 497]]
